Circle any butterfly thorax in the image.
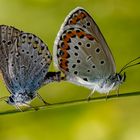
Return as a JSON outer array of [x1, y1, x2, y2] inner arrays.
[[94, 72, 126, 93], [7, 92, 36, 106]]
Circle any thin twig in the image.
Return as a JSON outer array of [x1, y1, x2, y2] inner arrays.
[[0, 91, 140, 115]]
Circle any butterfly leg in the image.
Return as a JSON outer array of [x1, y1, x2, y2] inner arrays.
[[15, 105, 24, 112], [105, 92, 110, 101], [87, 89, 95, 101], [0, 96, 9, 101], [23, 102, 39, 111], [37, 93, 50, 105], [3, 97, 24, 112], [106, 93, 108, 101], [116, 86, 120, 96]]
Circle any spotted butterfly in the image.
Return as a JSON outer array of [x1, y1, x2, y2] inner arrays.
[[54, 7, 139, 98], [0, 25, 60, 108]]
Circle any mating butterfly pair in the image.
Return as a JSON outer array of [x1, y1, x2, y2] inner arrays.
[[0, 7, 139, 109]]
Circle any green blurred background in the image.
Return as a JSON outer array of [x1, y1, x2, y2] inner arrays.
[[0, 0, 140, 140]]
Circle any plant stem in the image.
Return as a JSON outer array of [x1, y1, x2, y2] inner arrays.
[[0, 91, 140, 115]]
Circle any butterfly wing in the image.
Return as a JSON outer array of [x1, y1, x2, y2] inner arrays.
[[0, 25, 21, 72], [0, 25, 22, 92], [54, 7, 116, 89], [7, 32, 52, 94]]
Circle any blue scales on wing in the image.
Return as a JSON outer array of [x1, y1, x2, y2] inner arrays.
[[0, 25, 61, 106], [8, 32, 52, 94]]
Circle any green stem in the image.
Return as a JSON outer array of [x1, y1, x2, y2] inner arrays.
[[0, 91, 140, 115]]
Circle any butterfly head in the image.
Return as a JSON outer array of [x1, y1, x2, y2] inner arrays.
[[94, 72, 126, 93], [103, 56, 140, 93], [6, 92, 36, 106], [108, 56, 140, 90], [108, 72, 126, 89]]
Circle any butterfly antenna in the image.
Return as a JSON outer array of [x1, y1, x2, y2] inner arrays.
[[119, 56, 140, 74]]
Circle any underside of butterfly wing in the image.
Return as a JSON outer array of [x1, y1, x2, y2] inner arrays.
[[8, 32, 52, 93], [0, 25, 61, 105], [0, 25, 21, 72], [0, 25, 22, 93], [0, 25, 60, 94], [62, 7, 116, 71], [54, 7, 116, 90]]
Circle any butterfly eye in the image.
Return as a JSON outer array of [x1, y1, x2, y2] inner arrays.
[[117, 74, 122, 81]]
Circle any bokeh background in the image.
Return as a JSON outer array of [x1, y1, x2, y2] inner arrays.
[[0, 0, 140, 140]]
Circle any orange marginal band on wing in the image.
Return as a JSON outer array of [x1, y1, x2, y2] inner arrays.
[[59, 58, 69, 72], [70, 12, 87, 25], [58, 29, 95, 72]]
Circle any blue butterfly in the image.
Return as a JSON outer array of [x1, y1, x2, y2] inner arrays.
[[0, 25, 61, 109], [54, 7, 140, 99]]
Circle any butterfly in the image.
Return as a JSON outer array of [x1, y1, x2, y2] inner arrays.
[[0, 25, 61, 109], [53, 7, 140, 99]]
